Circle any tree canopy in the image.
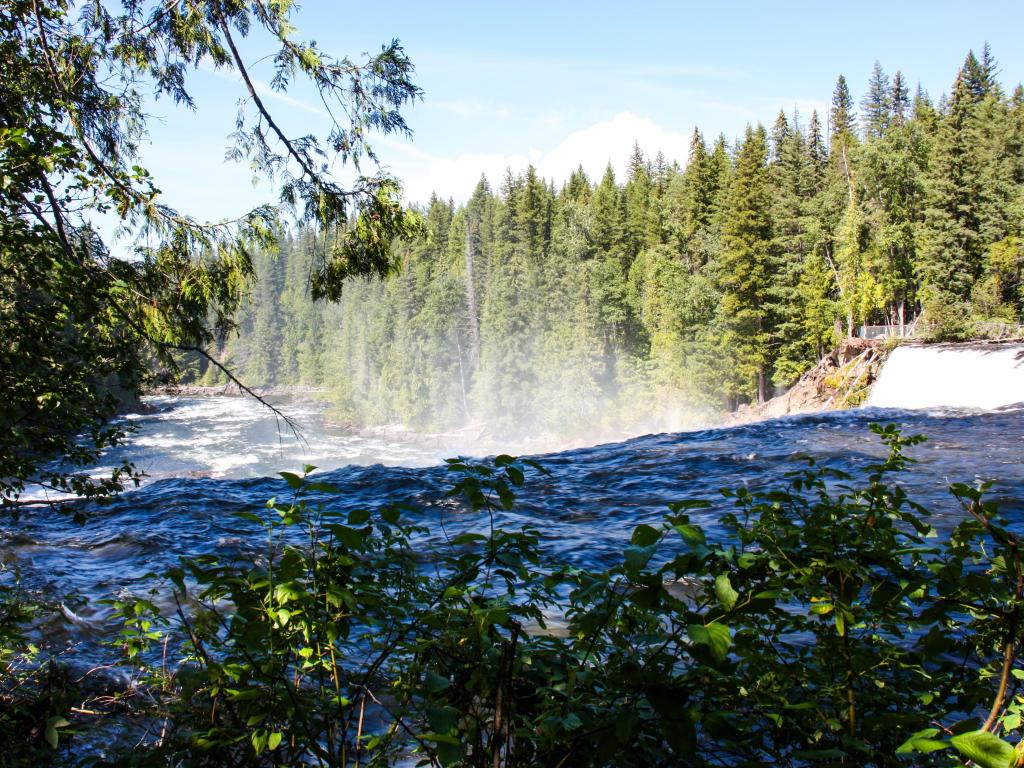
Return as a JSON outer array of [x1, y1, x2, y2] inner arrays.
[[0, 0, 421, 506], [214, 46, 1024, 433]]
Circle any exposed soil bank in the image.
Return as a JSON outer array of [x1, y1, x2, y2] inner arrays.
[[728, 339, 886, 426]]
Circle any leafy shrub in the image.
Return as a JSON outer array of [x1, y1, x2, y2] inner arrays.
[[0, 563, 77, 766], [101, 427, 1024, 766]]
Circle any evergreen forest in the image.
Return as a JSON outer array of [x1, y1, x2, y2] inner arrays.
[[198, 48, 1024, 438]]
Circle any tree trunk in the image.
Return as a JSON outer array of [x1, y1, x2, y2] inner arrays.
[[757, 366, 767, 405], [464, 220, 481, 368]]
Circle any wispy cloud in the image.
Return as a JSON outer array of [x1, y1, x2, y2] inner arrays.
[[251, 80, 330, 118], [378, 112, 694, 205], [197, 57, 330, 119]]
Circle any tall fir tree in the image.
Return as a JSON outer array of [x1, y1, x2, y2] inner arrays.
[[917, 61, 985, 310], [717, 125, 774, 404], [862, 61, 893, 140]]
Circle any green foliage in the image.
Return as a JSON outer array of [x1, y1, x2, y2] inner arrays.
[[220, 45, 1024, 427], [0, 562, 79, 766], [0, 0, 421, 506], [84, 427, 1024, 766], [718, 125, 773, 403]]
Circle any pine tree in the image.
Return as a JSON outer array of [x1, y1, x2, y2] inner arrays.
[[830, 75, 857, 145], [770, 110, 791, 164], [769, 111, 822, 385], [862, 61, 892, 140], [624, 142, 654, 254], [892, 70, 910, 126], [917, 64, 985, 309], [961, 50, 990, 102], [717, 125, 773, 404], [807, 110, 827, 176], [912, 85, 940, 136]]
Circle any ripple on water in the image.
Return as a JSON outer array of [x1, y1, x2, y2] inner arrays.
[[5, 397, 1024, 667]]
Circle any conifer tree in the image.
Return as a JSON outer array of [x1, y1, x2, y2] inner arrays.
[[717, 125, 773, 404], [624, 143, 655, 253], [807, 111, 828, 176], [892, 70, 910, 126], [862, 62, 893, 140], [769, 111, 821, 384], [917, 64, 985, 311], [830, 75, 857, 144]]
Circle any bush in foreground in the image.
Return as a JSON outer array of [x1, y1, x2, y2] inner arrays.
[[10, 425, 1024, 767]]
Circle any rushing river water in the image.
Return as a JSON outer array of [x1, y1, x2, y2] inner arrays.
[[4, 395, 1024, 669]]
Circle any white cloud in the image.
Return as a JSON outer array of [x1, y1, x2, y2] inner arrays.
[[379, 112, 694, 205]]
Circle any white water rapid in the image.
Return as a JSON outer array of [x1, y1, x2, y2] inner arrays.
[[866, 343, 1024, 410]]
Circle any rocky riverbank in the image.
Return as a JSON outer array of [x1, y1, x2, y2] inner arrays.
[[727, 338, 887, 425]]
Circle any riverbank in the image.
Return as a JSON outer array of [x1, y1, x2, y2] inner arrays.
[[728, 338, 887, 425], [153, 335, 1024, 447], [145, 382, 329, 401]]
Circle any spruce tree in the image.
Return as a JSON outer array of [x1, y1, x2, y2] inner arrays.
[[862, 61, 893, 140], [624, 143, 655, 254], [892, 70, 910, 126], [807, 111, 827, 176], [917, 65, 984, 310], [830, 75, 857, 144], [717, 125, 773, 404]]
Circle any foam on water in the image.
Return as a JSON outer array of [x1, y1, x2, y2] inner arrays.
[[104, 395, 450, 480], [6, 398, 1024, 673]]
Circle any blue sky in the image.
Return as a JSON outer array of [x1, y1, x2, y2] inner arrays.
[[131, 0, 1024, 228]]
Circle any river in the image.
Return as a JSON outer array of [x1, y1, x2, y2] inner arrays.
[[4, 395, 1024, 670]]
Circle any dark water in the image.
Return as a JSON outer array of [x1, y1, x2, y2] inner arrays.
[[4, 397, 1024, 668]]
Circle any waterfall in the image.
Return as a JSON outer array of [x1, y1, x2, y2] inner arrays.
[[866, 344, 1024, 410]]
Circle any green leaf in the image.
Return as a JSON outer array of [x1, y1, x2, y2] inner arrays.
[[562, 713, 583, 730], [624, 544, 656, 571], [234, 511, 265, 524], [427, 704, 458, 733], [673, 523, 706, 546], [306, 481, 340, 493], [348, 509, 371, 525], [950, 730, 1014, 768], [424, 669, 450, 693], [714, 574, 738, 611], [687, 623, 732, 663], [450, 532, 487, 545], [505, 465, 524, 486], [279, 471, 303, 489], [631, 524, 661, 547], [896, 727, 949, 755], [267, 731, 283, 751], [436, 740, 465, 766]]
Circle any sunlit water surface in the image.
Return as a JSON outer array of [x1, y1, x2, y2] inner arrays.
[[4, 395, 1024, 671]]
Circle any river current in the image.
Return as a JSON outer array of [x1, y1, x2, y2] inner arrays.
[[5, 395, 1024, 668]]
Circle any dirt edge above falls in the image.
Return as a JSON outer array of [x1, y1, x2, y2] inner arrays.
[[727, 339, 887, 426]]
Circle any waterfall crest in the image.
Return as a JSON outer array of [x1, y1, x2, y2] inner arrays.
[[866, 344, 1024, 410]]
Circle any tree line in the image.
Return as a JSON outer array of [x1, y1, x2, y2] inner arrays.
[[200, 47, 1024, 436]]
